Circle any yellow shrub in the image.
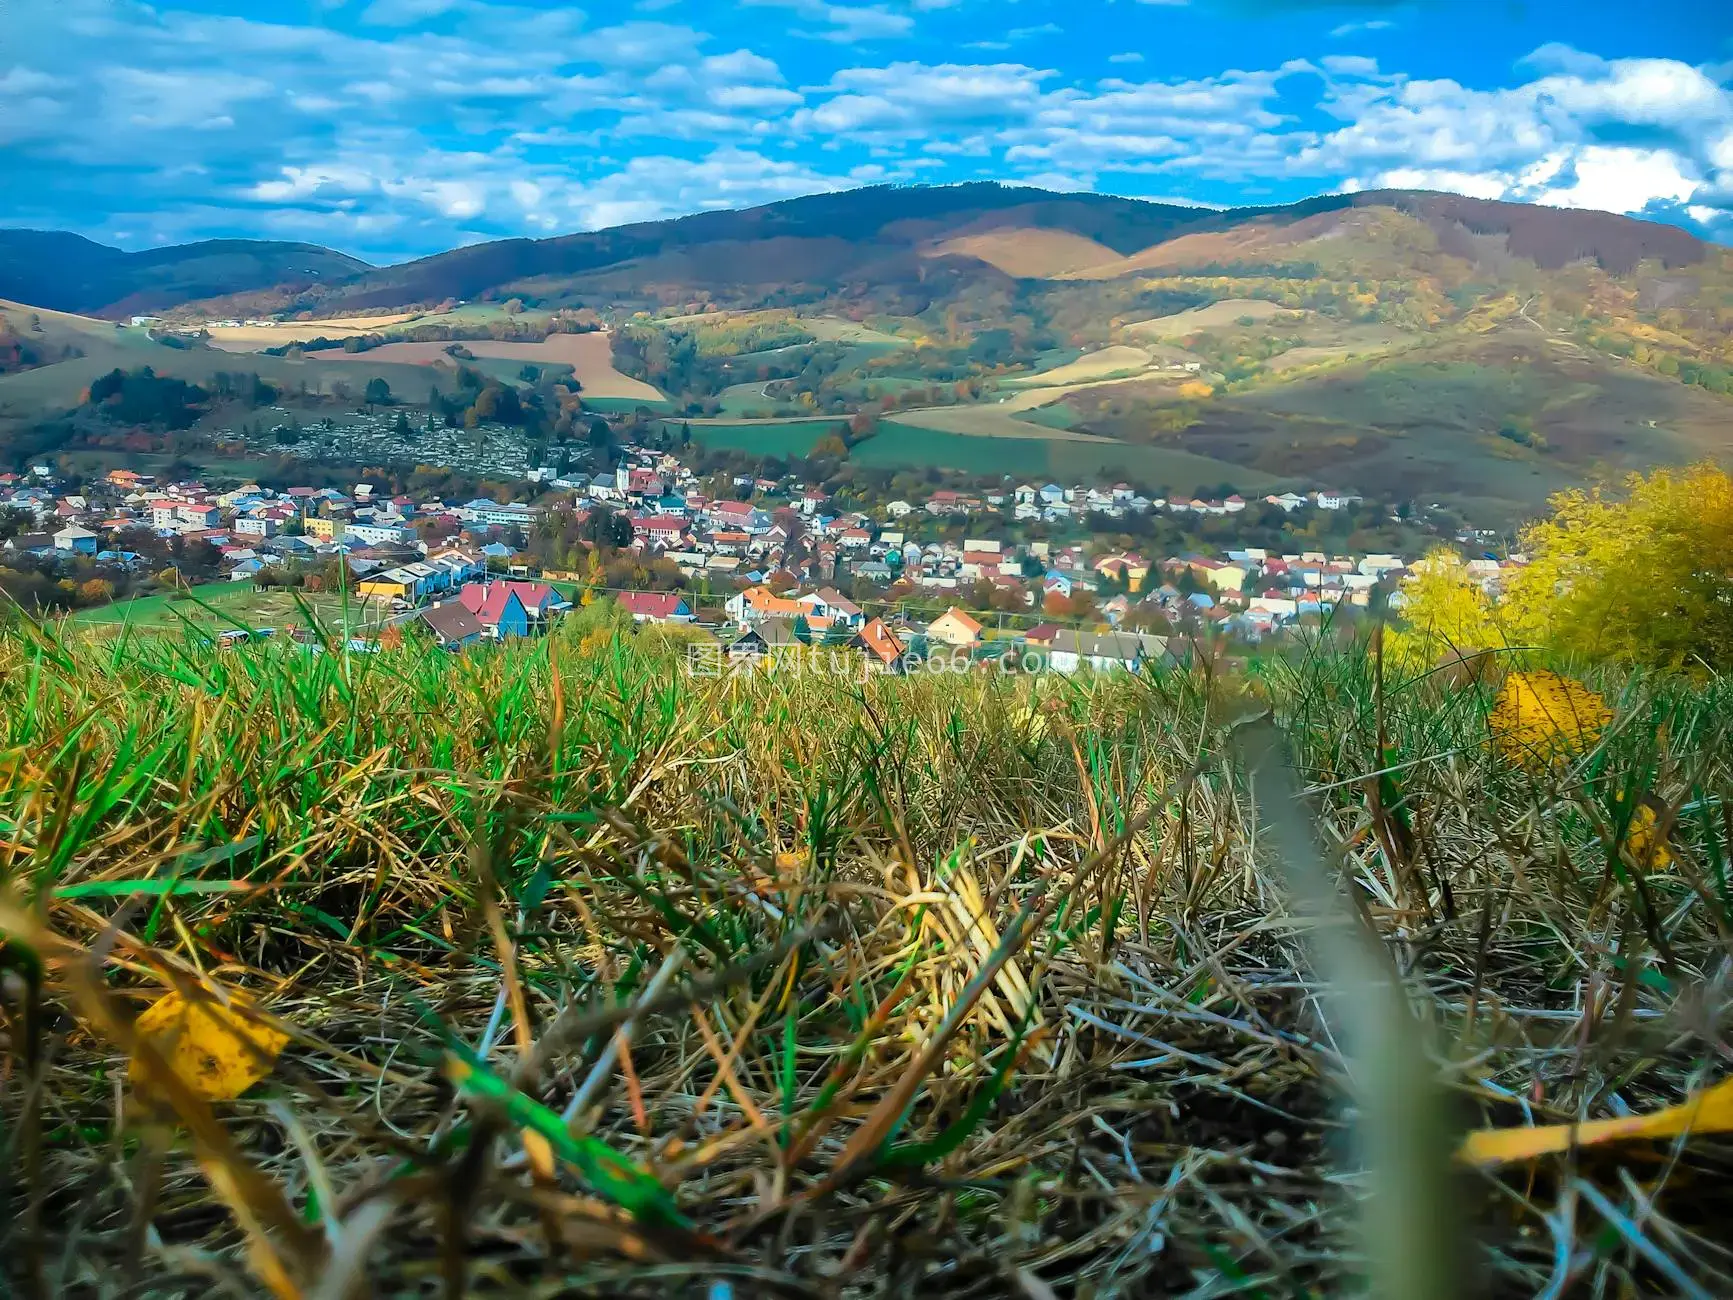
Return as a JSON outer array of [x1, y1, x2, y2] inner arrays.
[[1487, 671, 1611, 771], [1504, 463, 1733, 670], [1386, 549, 1502, 669]]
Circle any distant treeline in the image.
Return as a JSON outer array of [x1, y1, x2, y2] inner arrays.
[[263, 314, 600, 357]]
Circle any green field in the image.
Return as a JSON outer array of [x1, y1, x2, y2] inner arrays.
[[681, 418, 848, 458], [581, 395, 677, 414], [715, 381, 793, 418], [682, 415, 1277, 490], [71, 581, 390, 631]]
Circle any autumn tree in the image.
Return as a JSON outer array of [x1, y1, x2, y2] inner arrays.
[[1503, 463, 1733, 669], [1385, 549, 1498, 667]]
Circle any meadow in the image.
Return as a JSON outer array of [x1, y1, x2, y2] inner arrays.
[[678, 415, 1278, 489], [325, 333, 669, 403], [67, 581, 393, 631], [1, 615, 1729, 1295]]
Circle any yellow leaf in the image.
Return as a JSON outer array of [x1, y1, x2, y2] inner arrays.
[[1623, 799, 1673, 871], [1487, 671, 1611, 771], [130, 989, 289, 1101], [1460, 1077, 1733, 1166]]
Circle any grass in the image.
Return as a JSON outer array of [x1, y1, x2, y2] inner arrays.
[[680, 418, 848, 458], [583, 395, 677, 415], [1, 619, 1732, 1295], [681, 415, 1279, 490], [69, 582, 392, 630]]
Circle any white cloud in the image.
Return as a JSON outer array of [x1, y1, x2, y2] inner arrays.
[[359, 0, 464, 25], [580, 22, 707, 67], [702, 49, 786, 83], [1529, 145, 1699, 212], [739, 0, 914, 43], [6, 3, 1732, 258], [1320, 55, 1380, 78], [1331, 19, 1394, 38]]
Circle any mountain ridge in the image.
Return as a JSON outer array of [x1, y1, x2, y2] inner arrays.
[[0, 230, 373, 317], [257, 185, 1719, 314], [4, 185, 1715, 322]]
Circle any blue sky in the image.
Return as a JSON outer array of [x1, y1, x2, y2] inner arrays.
[[4, 0, 1731, 263]]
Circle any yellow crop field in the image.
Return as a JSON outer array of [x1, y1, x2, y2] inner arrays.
[[1123, 299, 1292, 338], [1003, 345, 1153, 388], [883, 405, 1115, 441], [204, 314, 421, 352], [324, 331, 667, 401], [924, 226, 1124, 279]]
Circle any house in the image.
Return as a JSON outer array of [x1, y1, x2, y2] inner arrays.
[[706, 500, 773, 533], [799, 587, 864, 629], [234, 515, 280, 538], [853, 617, 906, 672], [1023, 623, 1061, 649], [418, 601, 484, 651], [1190, 559, 1248, 593], [457, 584, 531, 639], [727, 617, 804, 663], [53, 525, 99, 555], [727, 585, 807, 624], [618, 591, 695, 623], [344, 521, 416, 546], [489, 580, 562, 621], [632, 514, 689, 548], [460, 500, 541, 529], [358, 568, 423, 603], [1045, 630, 1171, 674], [926, 607, 984, 648]]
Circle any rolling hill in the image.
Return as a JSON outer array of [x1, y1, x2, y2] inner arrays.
[[0, 230, 371, 317], [147, 183, 1714, 320], [3, 184, 1729, 517]]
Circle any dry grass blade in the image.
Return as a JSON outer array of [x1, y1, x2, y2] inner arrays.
[[1, 626, 1729, 1294], [1234, 716, 1461, 1300]]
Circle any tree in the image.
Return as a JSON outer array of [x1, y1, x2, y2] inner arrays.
[[792, 614, 813, 645], [811, 432, 848, 460], [582, 507, 633, 550], [1385, 550, 1496, 667], [1502, 464, 1733, 669], [393, 411, 413, 436], [364, 377, 392, 407]]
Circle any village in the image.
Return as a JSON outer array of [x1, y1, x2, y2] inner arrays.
[[0, 447, 1523, 671]]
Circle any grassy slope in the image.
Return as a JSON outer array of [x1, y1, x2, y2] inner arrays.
[[685, 413, 1280, 489], [2, 625, 1729, 1293], [1219, 330, 1733, 511], [70, 581, 392, 629]]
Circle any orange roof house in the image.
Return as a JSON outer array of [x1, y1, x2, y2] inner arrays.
[[926, 606, 984, 647]]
